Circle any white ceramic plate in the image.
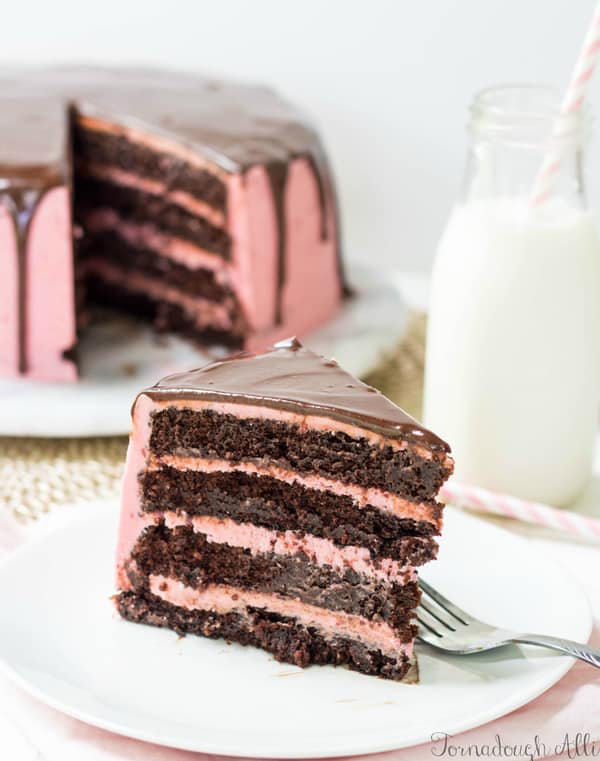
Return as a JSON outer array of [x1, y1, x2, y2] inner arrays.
[[0, 266, 405, 438], [0, 502, 591, 757]]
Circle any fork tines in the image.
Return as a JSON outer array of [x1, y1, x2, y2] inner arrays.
[[417, 579, 471, 641]]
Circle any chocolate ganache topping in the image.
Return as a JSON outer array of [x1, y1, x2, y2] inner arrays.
[[0, 66, 345, 372], [142, 337, 450, 452]]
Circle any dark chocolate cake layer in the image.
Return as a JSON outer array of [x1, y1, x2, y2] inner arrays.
[[149, 408, 449, 499], [75, 177, 231, 257], [141, 467, 441, 560], [85, 278, 246, 348], [117, 590, 413, 681], [79, 231, 236, 301], [126, 523, 420, 627], [74, 125, 227, 208]]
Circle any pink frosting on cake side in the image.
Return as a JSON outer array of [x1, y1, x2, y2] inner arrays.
[[0, 187, 76, 381], [149, 575, 415, 660], [0, 204, 18, 376], [227, 168, 277, 333], [280, 158, 341, 334], [226, 158, 342, 343], [26, 187, 77, 381], [116, 414, 150, 590]]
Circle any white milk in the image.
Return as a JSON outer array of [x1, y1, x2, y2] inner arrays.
[[423, 197, 600, 506]]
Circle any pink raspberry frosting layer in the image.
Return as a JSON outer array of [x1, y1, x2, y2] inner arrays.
[[149, 575, 415, 661], [117, 509, 416, 588], [82, 208, 228, 272], [83, 259, 236, 331], [80, 164, 227, 227]]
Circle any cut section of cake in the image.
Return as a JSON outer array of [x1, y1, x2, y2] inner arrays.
[[0, 67, 344, 380], [115, 338, 453, 680]]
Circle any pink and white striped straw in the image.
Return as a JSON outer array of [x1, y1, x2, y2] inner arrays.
[[440, 480, 600, 544], [530, 1, 600, 205]]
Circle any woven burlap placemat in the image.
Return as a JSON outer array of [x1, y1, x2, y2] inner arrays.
[[0, 314, 426, 522]]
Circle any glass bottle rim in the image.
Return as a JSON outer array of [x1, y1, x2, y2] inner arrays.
[[469, 83, 591, 148]]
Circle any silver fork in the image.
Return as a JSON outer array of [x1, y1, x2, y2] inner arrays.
[[418, 578, 600, 667]]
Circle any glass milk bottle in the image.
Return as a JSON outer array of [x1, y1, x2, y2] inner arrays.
[[423, 85, 600, 507]]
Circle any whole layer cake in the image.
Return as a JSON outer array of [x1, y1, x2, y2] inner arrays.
[[115, 338, 454, 680], [0, 67, 344, 381]]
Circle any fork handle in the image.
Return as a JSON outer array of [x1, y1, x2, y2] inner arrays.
[[512, 634, 600, 668]]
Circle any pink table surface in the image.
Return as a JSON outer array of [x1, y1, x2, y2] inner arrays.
[[1, 505, 599, 761]]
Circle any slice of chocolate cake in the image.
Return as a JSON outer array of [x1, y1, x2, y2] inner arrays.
[[115, 338, 453, 680]]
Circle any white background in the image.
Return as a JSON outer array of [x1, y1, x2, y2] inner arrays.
[[3, 0, 600, 272]]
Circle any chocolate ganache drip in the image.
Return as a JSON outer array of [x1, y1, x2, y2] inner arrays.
[[1, 186, 48, 373], [0, 90, 69, 375]]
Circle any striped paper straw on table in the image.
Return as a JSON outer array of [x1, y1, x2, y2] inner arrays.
[[441, 480, 600, 544], [530, 1, 600, 205]]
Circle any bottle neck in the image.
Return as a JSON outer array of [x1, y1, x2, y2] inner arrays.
[[462, 85, 589, 210], [462, 140, 586, 208]]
